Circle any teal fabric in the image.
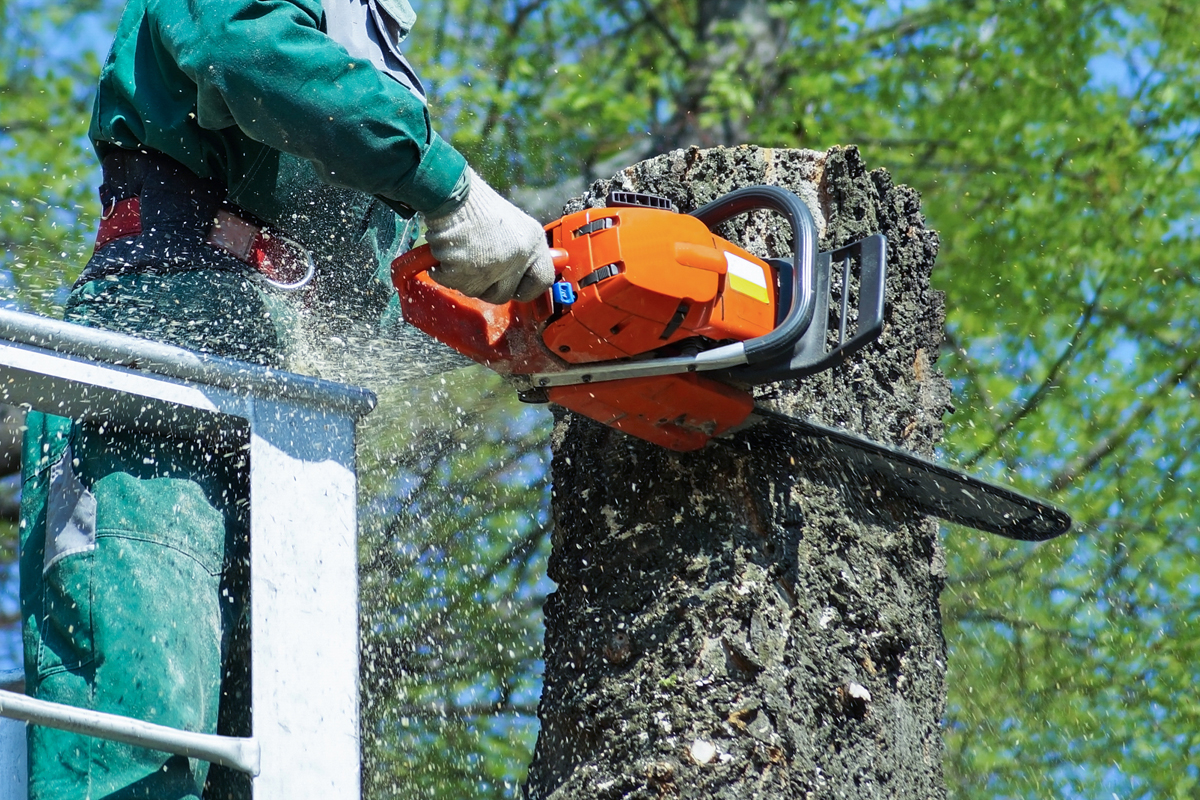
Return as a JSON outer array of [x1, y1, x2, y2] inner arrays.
[[86, 0, 451, 339], [19, 272, 278, 799], [90, 0, 468, 216], [218, 157, 412, 326], [21, 423, 247, 800], [64, 271, 291, 369]]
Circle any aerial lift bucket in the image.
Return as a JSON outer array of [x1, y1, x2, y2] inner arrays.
[[0, 309, 375, 799]]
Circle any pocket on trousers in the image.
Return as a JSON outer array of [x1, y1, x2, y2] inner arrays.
[[37, 446, 97, 677], [91, 471, 226, 577], [35, 462, 228, 681]]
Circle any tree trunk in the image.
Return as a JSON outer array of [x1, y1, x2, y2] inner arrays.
[[524, 145, 951, 799]]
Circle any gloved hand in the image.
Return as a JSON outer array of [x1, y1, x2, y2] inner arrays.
[[422, 169, 555, 304]]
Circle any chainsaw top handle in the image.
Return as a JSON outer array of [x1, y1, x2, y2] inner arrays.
[[689, 186, 818, 369], [692, 186, 888, 384]]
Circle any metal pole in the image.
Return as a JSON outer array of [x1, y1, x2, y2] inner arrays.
[[0, 691, 260, 775]]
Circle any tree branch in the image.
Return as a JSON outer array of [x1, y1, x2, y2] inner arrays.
[[1048, 347, 1200, 492], [965, 284, 1107, 467]]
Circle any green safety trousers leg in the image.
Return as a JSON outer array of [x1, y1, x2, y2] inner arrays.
[[19, 270, 288, 800]]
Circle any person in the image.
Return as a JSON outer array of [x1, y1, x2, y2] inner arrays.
[[18, 1, 554, 798]]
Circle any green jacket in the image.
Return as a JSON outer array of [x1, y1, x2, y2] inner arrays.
[[89, 0, 468, 222]]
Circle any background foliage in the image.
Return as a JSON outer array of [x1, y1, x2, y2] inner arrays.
[[0, 0, 105, 312], [2, 0, 1199, 797], [356, 369, 551, 798]]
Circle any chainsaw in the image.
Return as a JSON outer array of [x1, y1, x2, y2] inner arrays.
[[391, 186, 1071, 541]]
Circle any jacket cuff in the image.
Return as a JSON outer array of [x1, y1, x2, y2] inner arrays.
[[389, 134, 469, 217]]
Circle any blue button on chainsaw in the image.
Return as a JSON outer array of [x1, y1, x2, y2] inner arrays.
[[551, 281, 576, 305]]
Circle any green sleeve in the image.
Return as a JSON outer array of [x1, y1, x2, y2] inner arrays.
[[150, 0, 466, 214]]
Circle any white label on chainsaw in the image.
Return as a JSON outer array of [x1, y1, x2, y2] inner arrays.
[[724, 252, 769, 303]]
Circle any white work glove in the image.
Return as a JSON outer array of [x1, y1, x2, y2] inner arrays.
[[422, 169, 555, 304]]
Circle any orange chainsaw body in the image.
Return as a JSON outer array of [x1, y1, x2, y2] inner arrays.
[[542, 207, 776, 360], [391, 205, 776, 450]]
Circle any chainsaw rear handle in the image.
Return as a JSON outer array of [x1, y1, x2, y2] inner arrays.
[[391, 245, 571, 286], [689, 186, 818, 368]]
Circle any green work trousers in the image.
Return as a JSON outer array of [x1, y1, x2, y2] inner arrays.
[[20, 270, 289, 800]]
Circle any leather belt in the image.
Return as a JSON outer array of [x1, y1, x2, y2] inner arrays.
[[96, 196, 315, 290]]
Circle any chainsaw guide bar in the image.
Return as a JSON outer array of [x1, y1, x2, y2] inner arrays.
[[741, 407, 1072, 541]]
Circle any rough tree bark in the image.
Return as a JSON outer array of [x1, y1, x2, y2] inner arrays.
[[524, 145, 951, 799]]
